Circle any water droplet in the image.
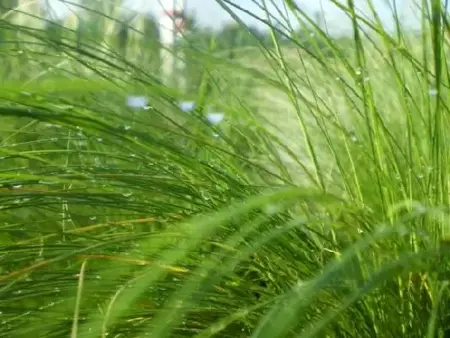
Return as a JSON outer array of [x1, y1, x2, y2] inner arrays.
[[309, 32, 315, 38], [126, 96, 148, 108], [350, 135, 358, 142], [45, 123, 62, 129], [418, 174, 424, 180], [97, 138, 103, 142], [124, 125, 131, 131], [122, 192, 133, 197], [206, 112, 224, 125], [12, 185, 22, 189], [429, 88, 438, 96], [96, 275, 101, 279], [179, 101, 196, 112], [89, 216, 97, 221]]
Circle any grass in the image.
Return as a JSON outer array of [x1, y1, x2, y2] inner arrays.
[[2, 0, 450, 337]]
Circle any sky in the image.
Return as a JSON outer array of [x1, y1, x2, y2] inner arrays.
[[44, 0, 421, 34]]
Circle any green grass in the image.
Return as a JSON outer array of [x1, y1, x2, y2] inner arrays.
[[2, 0, 450, 337]]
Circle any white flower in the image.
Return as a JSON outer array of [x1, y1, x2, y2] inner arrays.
[[179, 101, 196, 112], [126, 96, 148, 108], [206, 112, 224, 125]]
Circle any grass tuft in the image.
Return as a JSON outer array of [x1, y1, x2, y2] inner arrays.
[[1, 0, 450, 337]]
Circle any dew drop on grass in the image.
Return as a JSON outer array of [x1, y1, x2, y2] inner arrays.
[[206, 112, 225, 125], [428, 88, 438, 96], [97, 138, 103, 142], [12, 185, 22, 189], [179, 101, 196, 112], [126, 96, 148, 109], [122, 192, 133, 197], [89, 216, 97, 221], [124, 125, 131, 131]]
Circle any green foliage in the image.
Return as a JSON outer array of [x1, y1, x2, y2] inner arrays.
[[1, 1, 450, 338]]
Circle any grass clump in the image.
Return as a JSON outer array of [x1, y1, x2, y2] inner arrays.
[[1, 0, 450, 337]]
